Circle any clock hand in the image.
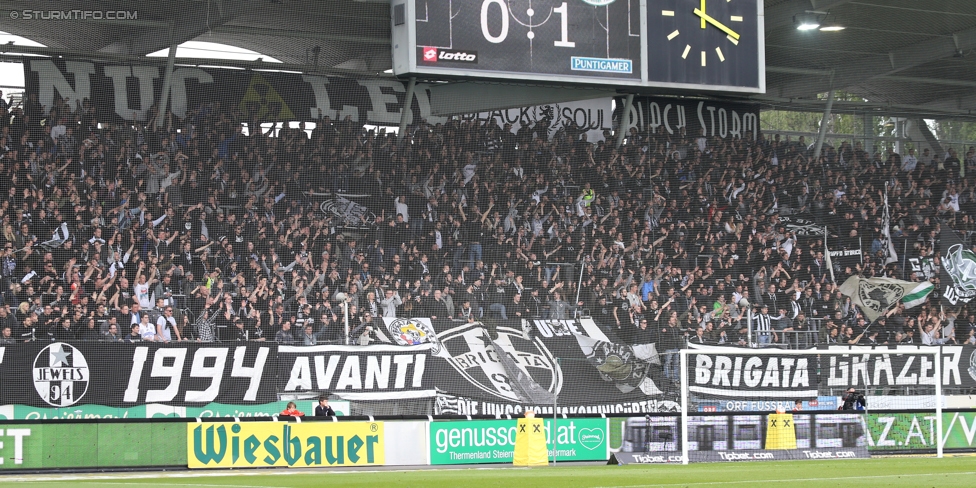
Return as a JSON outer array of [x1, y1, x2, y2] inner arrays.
[[692, 8, 740, 40]]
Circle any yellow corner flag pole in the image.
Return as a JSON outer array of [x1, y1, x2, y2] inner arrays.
[[514, 411, 548, 467], [765, 411, 798, 450]]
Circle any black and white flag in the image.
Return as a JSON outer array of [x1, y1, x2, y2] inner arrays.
[[941, 228, 976, 305], [40, 223, 70, 250], [882, 185, 898, 265]]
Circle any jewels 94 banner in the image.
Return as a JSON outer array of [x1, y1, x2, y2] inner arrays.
[[0, 342, 278, 408]]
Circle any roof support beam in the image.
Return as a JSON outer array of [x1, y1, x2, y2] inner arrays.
[[775, 25, 976, 98], [766, 66, 976, 88], [754, 95, 976, 119], [211, 25, 390, 45], [766, 66, 833, 76], [875, 75, 976, 89], [0, 48, 385, 78], [915, 93, 976, 115], [98, 0, 249, 56]]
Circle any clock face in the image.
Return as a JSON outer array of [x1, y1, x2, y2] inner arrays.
[[647, 0, 762, 90]]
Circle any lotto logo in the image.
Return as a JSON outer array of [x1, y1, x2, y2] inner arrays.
[[420, 47, 478, 64], [439, 51, 477, 62]]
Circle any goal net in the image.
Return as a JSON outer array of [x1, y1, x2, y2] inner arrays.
[[673, 347, 943, 464]]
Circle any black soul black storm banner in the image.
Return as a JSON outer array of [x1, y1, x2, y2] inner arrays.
[[617, 96, 760, 141]]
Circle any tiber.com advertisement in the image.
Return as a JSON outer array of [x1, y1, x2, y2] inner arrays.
[[429, 418, 609, 464]]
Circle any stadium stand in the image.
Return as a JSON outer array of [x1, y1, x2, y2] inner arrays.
[[0, 94, 959, 349]]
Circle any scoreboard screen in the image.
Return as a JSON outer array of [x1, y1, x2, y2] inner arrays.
[[391, 0, 765, 93]]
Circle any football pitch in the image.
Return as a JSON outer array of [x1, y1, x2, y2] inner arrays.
[[2, 457, 974, 488]]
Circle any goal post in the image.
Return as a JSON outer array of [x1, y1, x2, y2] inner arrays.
[[678, 347, 943, 464]]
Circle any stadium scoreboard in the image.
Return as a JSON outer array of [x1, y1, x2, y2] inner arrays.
[[391, 0, 764, 93]]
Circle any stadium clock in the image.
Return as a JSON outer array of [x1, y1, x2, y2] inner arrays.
[[646, 0, 764, 91]]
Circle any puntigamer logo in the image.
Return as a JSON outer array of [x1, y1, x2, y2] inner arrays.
[[33, 343, 89, 407], [581, 0, 616, 5]]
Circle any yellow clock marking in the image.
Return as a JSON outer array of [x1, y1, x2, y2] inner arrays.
[[668, 30, 680, 40], [682, 45, 692, 59], [693, 8, 740, 40], [731, 16, 743, 22], [662, 10, 674, 16], [727, 35, 739, 45], [701, 51, 707, 66], [716, 47, 725, 62], [701, 0, 707, 29]]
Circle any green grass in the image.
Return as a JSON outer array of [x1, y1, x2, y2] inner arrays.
[[4, 457, 975, 488]]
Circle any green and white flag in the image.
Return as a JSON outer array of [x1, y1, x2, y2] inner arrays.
[[839, 276, 934, 322], [902, 281, 934, 309]]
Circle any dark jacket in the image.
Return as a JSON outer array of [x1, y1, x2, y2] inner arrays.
[[314, 404, 337, 417], [840, 391, 866, 410]]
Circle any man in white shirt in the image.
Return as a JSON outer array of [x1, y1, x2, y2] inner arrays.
[[394, 196, 409, 223], [901, 148, 918, 172], [379, 289, 402, 317], [138, 315, 157, 341], [156, 307, 182, 342], [134, 264, 156, 309]]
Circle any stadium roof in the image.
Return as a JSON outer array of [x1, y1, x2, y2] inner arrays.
[[3, 0, 976, 117]]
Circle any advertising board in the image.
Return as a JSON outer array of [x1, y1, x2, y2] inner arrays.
[[428, 418, 608, 464], [0, 400, 351, 420], [0, 423, 185, 469], [188, 421, 384, 468], [865, 412, 976, 451]]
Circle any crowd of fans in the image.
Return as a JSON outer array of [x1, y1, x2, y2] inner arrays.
[[0, 89, 972, 349]]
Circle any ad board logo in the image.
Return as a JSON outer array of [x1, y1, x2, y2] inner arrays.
[[581, 0, 617, 5], [422, 46, 438, 62], [33, 343, 89, 407], [570, 57, 632, 74], [387, 318, 441, 354], [428, 418, 608, 464], [578, 428, 604, 450]]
